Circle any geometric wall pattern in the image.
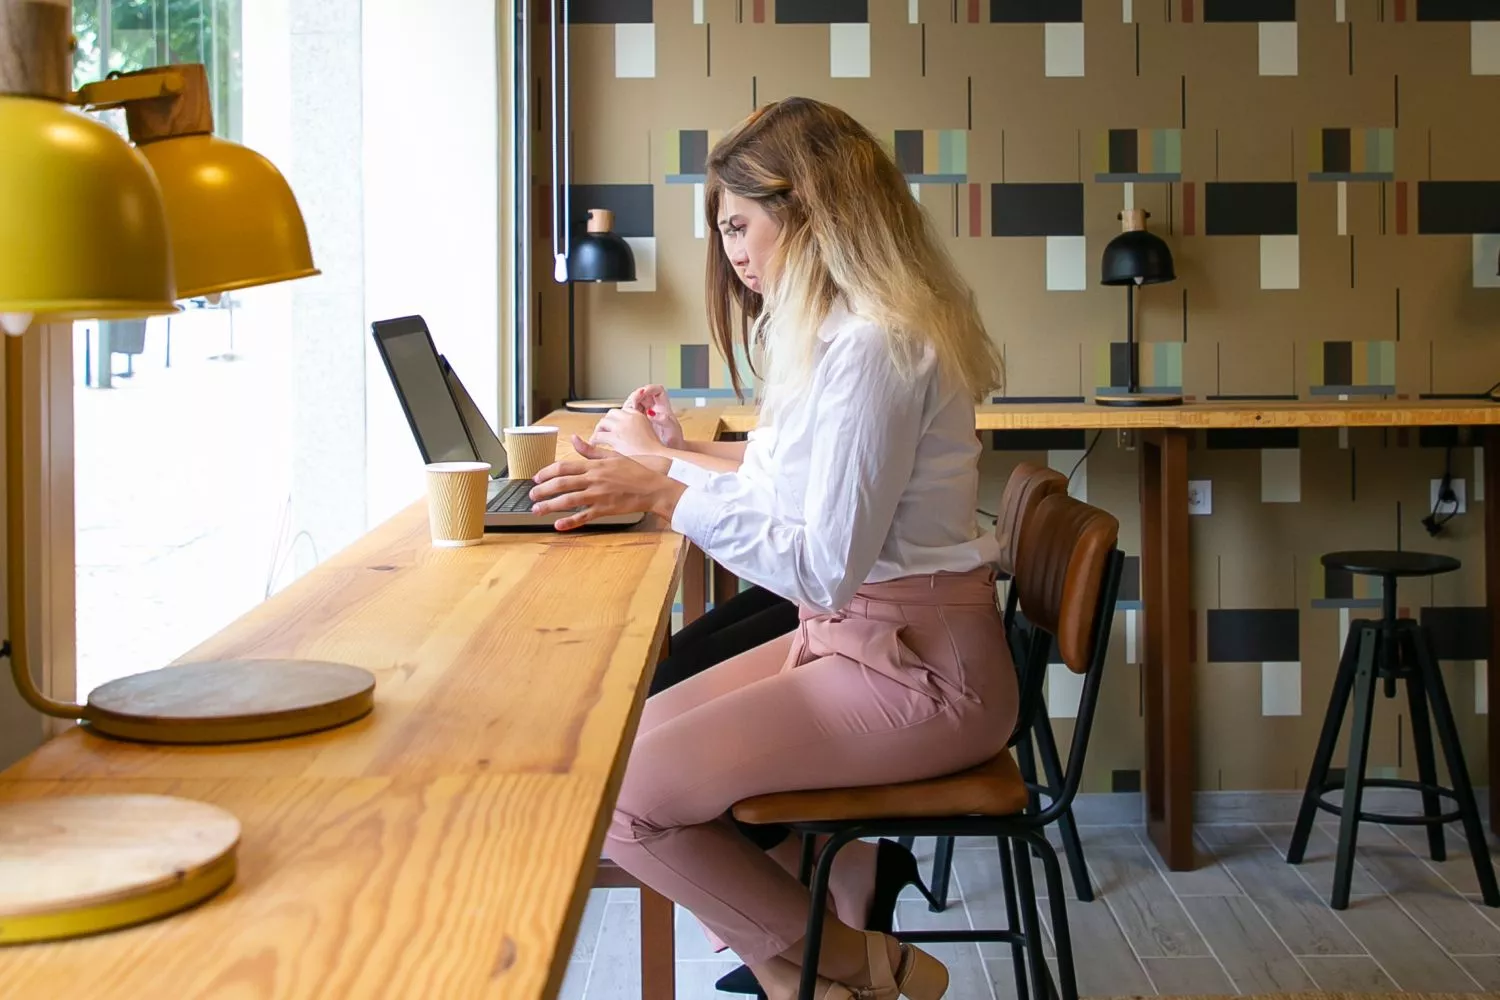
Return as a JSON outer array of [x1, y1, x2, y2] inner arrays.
[[531, 0, 1500, 793]]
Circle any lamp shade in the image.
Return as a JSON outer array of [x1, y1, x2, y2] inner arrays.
[[1100, 209, 1175, 286], [568, 209, 636, 282], [0, 96, 178, 325], [140, 134, 320, 299]]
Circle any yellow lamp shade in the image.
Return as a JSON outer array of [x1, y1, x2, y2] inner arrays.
[[0, 96, 179, 324], [139, 134, 320, 300]]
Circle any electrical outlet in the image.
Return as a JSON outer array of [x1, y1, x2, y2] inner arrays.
[[1187, 480, 1212, 515], [1431, 478, 1467, 515]]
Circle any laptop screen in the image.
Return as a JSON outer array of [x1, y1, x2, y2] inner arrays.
[[372, 317, 479, 465]]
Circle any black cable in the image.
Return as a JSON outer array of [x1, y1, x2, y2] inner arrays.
[[976, 430, 1103, 520], [1422, 444, 1459, 537]]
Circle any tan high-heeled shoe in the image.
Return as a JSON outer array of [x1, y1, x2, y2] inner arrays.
[[859, 930, 949, 1000], [751, 956, 858, 1000]]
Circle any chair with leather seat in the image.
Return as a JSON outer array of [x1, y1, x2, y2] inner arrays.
[[733, 493, 1123, 1000], [899, 460, 1098, 907]]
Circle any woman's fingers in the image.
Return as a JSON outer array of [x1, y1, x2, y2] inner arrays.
[[532, 460, 589, 484], [573, 434, 605, 459], [529, 473, 593, 503]]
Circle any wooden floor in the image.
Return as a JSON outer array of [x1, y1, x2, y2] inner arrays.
[[561, 822, 1500, 999]]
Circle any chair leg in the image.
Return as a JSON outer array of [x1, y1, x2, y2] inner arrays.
[[797, 833, 815, 885], [1331, 625, 1379, 910], [1010, 834, 1053, 1000], [1412, 624, 1500, 907], [1031, 703, 1093, 902], [895, 835, 915, 852], [928, 836, 954, 913], [1289, 618, 1362, 864], [997, 838, 1030, 1000], [1032, 836, 1077, 1000], [797, 833, 843, 1000], [1399, 629, 1447, 862]]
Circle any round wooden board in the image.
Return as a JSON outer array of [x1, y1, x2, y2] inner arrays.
[[0, 794, 239, 944], [85, 659, 376, 744], [563, 399, 623, 413], [1094, 393, 1185, 408]]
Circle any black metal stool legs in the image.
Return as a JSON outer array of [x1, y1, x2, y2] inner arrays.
[[1409, 624, 1500, 906], [1287, 618, 1363, 865], [1400, 634, 1446, 863], [1290, 600, 1499, 910], [1330, 624, 1380, 910]]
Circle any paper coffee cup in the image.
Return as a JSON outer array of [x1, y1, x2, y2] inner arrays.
[[503, 425, 559, 480], [425, 462, 491, 547]]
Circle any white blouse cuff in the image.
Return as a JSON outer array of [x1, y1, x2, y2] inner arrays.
[[670, 483, 726, 548], [667, 457, 714, 491]]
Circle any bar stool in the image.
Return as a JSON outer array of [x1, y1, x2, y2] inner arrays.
[[1288, 550, 1500, 910]]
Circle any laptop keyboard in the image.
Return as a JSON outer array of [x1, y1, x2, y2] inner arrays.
[[487, 479, 536, 513]]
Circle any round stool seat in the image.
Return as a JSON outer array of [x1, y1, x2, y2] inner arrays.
[[1321, 550, 1460, 578]]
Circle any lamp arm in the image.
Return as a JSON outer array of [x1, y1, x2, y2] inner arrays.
[[72, 70, 184, 111], [4, 334, 84, 720]]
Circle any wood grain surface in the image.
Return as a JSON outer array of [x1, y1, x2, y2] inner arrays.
[[0, 409, 719, 1000], [717, 399, 1500, 434]]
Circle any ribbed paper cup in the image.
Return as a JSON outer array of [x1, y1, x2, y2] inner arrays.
[[425, 462, 491, 547], [503, 425, 559, 480]]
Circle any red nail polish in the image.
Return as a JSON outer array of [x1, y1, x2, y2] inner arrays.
[[647, 409, 656, 417]]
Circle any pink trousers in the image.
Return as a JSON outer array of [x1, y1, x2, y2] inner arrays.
[[604, 568, 1019, 965]]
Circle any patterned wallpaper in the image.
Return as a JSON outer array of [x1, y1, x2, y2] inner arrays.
[[531, 0, 1500, 794]]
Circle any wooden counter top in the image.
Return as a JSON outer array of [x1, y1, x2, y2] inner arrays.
[[717, 398, 1500, 434], [0, 409, 718, 1000]]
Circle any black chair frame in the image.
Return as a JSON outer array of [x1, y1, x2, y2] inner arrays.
[[784, 547, 1124, 1000]]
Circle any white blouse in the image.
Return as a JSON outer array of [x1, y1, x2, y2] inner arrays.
[[668, 307, 1000, 613]]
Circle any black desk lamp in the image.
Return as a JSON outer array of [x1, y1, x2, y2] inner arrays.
[[1098, 208, 1181, 407], [563, 208, 636, 413]]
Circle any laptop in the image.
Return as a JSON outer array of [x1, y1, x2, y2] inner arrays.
[[371, 315, 643, 530]]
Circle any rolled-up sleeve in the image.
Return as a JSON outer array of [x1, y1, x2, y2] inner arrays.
[[666, 457, 714, 491], [668, 332, 929, 613]]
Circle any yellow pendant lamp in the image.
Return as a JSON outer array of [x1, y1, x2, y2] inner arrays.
[[0, 0, 359, 946]]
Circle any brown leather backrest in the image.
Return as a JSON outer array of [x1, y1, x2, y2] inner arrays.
[[1014, 493, 1120, 674], [994, 462, 1069, 577]]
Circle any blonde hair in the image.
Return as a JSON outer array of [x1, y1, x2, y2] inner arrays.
[[704, 97, 1003, 404]]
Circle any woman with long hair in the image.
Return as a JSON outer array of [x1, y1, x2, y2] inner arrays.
[[530, 96, 1014, 999]]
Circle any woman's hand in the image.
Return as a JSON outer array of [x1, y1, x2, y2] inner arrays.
[[623, 384, 685, 450], [530, 436, 684, 531], [590, 406, 667, 458]]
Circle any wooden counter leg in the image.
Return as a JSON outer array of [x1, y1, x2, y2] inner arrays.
[[640, 885, 677, 1000], [1141, 429, 1195, 870], [712, 562, 740, 610], [1485, 427, 1500, 833], [682, 544, 707, 627]]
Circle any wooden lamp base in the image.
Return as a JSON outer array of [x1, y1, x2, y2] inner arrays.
[[563, 399, 623, 414], [84, 660, 375, 744], [1095, 392, 1184, 408], [0, 794, 239, 945]]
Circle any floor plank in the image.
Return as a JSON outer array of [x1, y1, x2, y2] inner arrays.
[[585, 900, 643, 1000], [572, 890, 610, 962], [559, 961, 592, 1000], [1040, 895, 1154, 997], [1383, 821, 1495, 898], [1181, 895, 1316, 993], [1332, 894, 1482, 992], [1140, 956, 1237, 995], [985, 957, 1061, 1000], [1260, 822, 1385, 898], [1455, 955, 1500, 990], [1145, 829, 1244, 897], [1300, 955, 1401, 992], [1086, 847, 1211, 957], [1199, 824, 1369, 957], [948, 849, 1054, 961], [1348, 824, 1500, 955]]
